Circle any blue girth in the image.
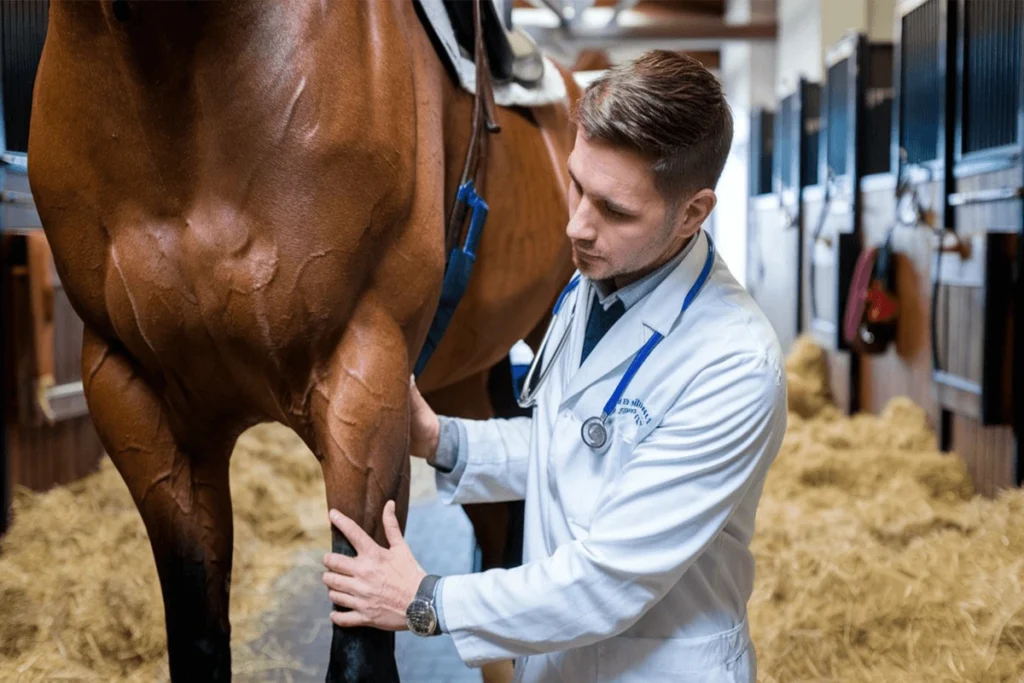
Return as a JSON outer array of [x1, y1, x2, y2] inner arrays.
[[413, 180, 489, 378]]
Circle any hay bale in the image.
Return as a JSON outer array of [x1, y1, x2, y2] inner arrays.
[[785, 335, 832, 419]]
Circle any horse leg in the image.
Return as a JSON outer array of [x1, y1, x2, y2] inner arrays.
[[81, 328, 235, 682], [303, 298, 410, 683]]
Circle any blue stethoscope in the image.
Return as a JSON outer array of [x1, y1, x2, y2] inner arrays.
[[517, 234, 716, 450]]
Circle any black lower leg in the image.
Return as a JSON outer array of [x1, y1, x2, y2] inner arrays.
[[158, 548, 232, 683], [326, 528, 400, 683]]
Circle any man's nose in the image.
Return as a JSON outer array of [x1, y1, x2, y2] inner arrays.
[[566, 203, 596, 242]]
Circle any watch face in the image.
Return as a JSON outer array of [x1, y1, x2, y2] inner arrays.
[[406, 598, 437, 636]]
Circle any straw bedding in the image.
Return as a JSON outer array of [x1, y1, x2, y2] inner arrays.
[[0, 335, 1021, 681], [0, 425, 331, 682], [753, 336, 1024, 682]]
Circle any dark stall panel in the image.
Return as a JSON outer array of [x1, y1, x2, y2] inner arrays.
[[859, 0, 954, 431], [942, 0, 1024, 494], [807, 32, 893, 414], [0, 0, 49, 154]]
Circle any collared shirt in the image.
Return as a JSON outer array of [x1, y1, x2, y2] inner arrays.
[[429, 234, 699, 632], [590, 234, 698, 313]]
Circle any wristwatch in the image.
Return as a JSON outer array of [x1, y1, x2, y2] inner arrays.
[[406, 574, 442, 637]]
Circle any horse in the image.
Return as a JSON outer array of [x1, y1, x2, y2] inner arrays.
[[26, 1, 580, 681]]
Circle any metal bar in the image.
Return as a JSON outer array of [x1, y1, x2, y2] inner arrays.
[[1, 189, 34, 205], [948, 186, 1024, 206], [933, 369, 982, 395], [2, 153, 27, 172], [43, 380, 89, 422]]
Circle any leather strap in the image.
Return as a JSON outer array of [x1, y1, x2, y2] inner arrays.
[[416, 574, 441, 601], [445, 0, 500, 256]]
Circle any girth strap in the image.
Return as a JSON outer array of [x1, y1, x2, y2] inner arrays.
[[414, 0, 500, 377]]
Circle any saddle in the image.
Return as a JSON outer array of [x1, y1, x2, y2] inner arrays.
[[442, 0, 545, 86], [416, 0, 546, 91], [411, 0, 563, 377]]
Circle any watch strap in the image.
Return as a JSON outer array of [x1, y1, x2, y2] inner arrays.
[[416, 574, 441, 602]]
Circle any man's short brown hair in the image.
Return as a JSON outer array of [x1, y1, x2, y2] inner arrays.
[[572, 50, 734, 204]]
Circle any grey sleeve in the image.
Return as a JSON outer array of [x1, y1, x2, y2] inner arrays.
[[428, 416, 468, 480]]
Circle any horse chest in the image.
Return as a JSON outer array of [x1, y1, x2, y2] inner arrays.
[[100, 217, 349, 368]]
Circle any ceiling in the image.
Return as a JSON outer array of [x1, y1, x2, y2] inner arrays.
[[509, 0, 774, 71]]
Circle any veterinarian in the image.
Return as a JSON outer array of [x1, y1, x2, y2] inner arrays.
[[321, 50, 787, 683]]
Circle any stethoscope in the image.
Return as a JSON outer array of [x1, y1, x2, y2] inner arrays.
[[517, 233, 716, 450]]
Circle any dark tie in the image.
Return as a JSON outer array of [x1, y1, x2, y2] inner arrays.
[[580, 296, 626, 365]]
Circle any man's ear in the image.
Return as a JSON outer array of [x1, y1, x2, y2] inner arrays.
[[675, 190, 717, 237]]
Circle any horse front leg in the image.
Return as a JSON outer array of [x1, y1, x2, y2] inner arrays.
[[306, 297, 411, 683], [81, 328, 236, 682]]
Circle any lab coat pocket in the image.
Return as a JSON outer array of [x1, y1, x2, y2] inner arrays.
[[550, 409, 603, 529], [596, 622, 753, 683]]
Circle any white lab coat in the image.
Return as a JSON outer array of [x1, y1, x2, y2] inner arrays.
[[436, 230, 787, 682]]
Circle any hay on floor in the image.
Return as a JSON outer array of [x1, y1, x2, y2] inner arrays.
[[0, 334, 1022, 682], [0, 425, 330, 682], [752, 335, 1024, 682]]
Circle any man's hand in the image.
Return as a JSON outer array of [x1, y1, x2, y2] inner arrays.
[[408, 376, 440, 460], [322, 500, 427, 631]]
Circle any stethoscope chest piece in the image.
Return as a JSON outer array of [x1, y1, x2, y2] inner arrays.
[[581, 415, 609, 450]]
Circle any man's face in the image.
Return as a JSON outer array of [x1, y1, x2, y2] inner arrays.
[[565, 131, 715, 286]]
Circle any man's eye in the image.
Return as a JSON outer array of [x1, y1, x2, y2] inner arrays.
[[605, 204, 629, 218]]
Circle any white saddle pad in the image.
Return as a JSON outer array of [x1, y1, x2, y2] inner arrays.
[[417, 0, 568, 108]]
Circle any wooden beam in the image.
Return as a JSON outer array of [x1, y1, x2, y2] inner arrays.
[[572, 48, 720, 73], [683, 49, 721, 69], [573, 49, 614, 71], [635, 0, 726, 18], [542, 19, 776, 42]]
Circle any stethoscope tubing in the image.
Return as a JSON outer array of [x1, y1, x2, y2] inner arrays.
[[517, 233, 716, 450]]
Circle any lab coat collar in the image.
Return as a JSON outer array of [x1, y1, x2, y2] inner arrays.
[[560, 229, 711, 405], [637, 229, 712, 338]]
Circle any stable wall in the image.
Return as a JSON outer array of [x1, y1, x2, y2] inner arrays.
[[716, 0, 777, 287]]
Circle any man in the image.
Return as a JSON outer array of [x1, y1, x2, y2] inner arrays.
[[321, 50, 787, 682]]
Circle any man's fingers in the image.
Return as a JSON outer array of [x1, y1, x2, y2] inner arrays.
[[328, 590, 362, 611], [328, 509, 376, 556], [322, 551, 358, 576], [331, 608, 367, 628], [322, 571, 361, 594], [382, 500, 404, 548]]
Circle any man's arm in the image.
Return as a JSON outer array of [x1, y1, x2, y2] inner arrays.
[[432, 415, 533, 505], [437, 352, 787, 665]]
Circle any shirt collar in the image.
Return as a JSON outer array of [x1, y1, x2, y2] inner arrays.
[[591, 234, 699, 311]]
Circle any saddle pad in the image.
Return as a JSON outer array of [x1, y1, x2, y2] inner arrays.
[[417, 0, 568, 108]]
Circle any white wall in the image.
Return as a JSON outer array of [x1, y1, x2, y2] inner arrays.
[[711, 0, 778, 287], [704, 0, 901, 288], [776, 0, 823, 95], [776, 0, 898, 96]]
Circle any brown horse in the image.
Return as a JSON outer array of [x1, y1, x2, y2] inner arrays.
[[27, 1, 579, 681]]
